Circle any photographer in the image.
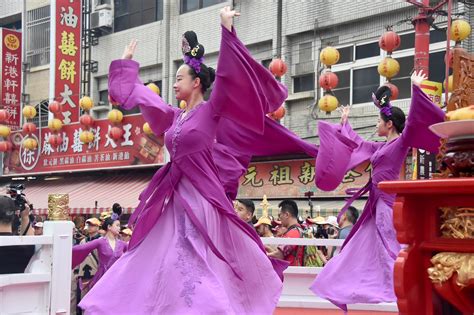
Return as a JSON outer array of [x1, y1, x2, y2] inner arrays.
[[7, 184, 34, 236], [0, 195, 35, 274]]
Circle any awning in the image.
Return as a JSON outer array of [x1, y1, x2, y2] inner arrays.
[[24, 173, 154, 215]]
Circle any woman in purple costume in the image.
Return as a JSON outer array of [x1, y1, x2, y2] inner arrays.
[[72, 205, 127, 290], [310, 71, 445, 311], [76, 6, 320, 314]]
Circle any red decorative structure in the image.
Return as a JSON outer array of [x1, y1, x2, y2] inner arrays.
[[379, 179, 474, 315]]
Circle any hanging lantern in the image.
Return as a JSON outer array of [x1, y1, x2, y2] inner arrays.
[[48, 134, 63, 147], [22, 105, 37, 119], [319, 71, 339, 90], [444, 75, 454, 92], [378, 57, 400, 79], [108, 95, 120, 106], [48, 101, 62, 114], [146, 83, 160, 95], [48, 118, 63, 132], [80, 130, 94, 144], [0, 141, 10, 152], [383, 82, 399, 101], [451, 19, 472, 42], [79, 114, 94, 127], [179, 100, 187, 110], [108, 109, 123, 124], [109, 126, 124, 140], [22, 137, 38, 150], [318, 95, 339, 113], [0, 125, 11, 138], [378, 31, 401, 53], [22, 122, 37, 135], [320, 47, 340, 66], [269, 106, 286, 120], [143, 122, 153, 135], [269, 58, 288, 77], [0, 109, 8, 123], [79, 96, 94, 111]]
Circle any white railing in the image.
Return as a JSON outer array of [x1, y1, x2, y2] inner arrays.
[[261, 237, 399, 312], [0, 221, 74, 315]]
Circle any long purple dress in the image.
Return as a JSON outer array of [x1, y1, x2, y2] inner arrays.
[[72, 237, 128, 289], [78, 26, 297, 314], [310, 85, 445, 311]]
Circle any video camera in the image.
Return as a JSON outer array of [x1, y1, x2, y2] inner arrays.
[[7, 184, 28, 212]]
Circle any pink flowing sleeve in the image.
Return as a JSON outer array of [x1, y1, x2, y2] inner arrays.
[[400, 84, 444, 153], [210, 26, 288, 135], [71, 239, 101, 269], [108, 59, 178, 135], [315, 121, 382, 191]]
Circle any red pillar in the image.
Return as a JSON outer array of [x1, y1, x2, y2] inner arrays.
[[412, 0, 431, 76]]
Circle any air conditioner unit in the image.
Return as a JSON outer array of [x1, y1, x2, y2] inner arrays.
[[91, 9, 113, 30]]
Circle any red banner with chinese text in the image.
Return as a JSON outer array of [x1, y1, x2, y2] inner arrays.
[[54, 0, 82, 124], [237, 159, 372, 199], [2, 115, 165, 175], [1, 28, 22, 130]]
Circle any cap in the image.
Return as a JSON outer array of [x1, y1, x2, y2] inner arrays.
[[254, 216, 272, 228], [325, 216, 339, 228], [86, 217, 101, 226], [33, 222, 44, 228], [120, 228, 132, 236]]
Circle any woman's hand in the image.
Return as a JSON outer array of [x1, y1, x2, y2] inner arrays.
[[338, 104, 352, 125], [411, 69, 427, 87], [121, 39, 137, 60], [220, 6, 240, 32]]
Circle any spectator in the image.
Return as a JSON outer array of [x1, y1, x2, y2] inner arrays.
[[338, 206, 359, 240], [0, 195, 35, 274], [120, 228, 133, 243], [267, 200, 304, 266], [33, 221, 44, 235], [234, 199, 255, 226], [254, 216, 276, 252]]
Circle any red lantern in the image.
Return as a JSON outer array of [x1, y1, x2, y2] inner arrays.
[[384, 82, 399, 101], [0, 110, 8, 123], [22, 122, 37, 135], [0, 141, 9, 152], [269, 59, 288, 77], [319, 72, 339, 90], [79, 114, 94, 127], [379, 31, 401, 53], [109, 126, 124, 140], [269, 106, 286, 120], [48, 134, 63, 147], [48, 101, 62, 114]]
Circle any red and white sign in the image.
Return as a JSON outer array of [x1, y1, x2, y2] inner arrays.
[[53, 0, 82, 124], [0, 28, 22, 130], [2, 115, 166, 175]]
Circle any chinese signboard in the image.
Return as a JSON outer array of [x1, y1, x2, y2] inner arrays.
[[420, 80, 443, 106], [2, 115, 166, 175], [0, 28, 22, 130], [53, 0, 82, 124], [237, 159, 372, 199]]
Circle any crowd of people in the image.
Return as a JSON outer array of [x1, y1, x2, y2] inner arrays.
[[234, 198, 359, 267]]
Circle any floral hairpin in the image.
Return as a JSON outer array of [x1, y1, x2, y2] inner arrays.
[[372, 92, 392, 116], [183, 55, 204, 74]]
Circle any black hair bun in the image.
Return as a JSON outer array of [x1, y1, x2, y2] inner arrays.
[[112, 203, 122, 216], [374, 85, 392, 104], [182, 31, 205, 59], [208, 66, 216, 83]]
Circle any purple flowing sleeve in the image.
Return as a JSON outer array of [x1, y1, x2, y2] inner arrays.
[[71, 238, 101, 269], [213, 116, 318, 199], [108, 59, 178, 135], [210, 26, 288, 135], [315, 121, 381, 191], [400, 85, 444, 153]]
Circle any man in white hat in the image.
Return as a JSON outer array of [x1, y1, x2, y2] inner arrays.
[[33, 221, 44, 235]]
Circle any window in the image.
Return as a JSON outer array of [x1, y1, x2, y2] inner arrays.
[[332, 70, 350, 106], [337, 46, 354, 64], [397, 28, 446, 51], [261, 59, 272, 69], [355, 42, 380, 60], [429, 51, 451, 83], [352, 67, 379, 104], [114, 0, 163, 33], [26, 6, 50, 67], [293, 73, 315, 93], [181, 0, 227, 14]]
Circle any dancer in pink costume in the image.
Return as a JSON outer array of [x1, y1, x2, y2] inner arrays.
[[310, 71, 445, 311]]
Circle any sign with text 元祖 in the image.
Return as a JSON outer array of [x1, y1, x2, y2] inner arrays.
[[0, 28, 22, 130]]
